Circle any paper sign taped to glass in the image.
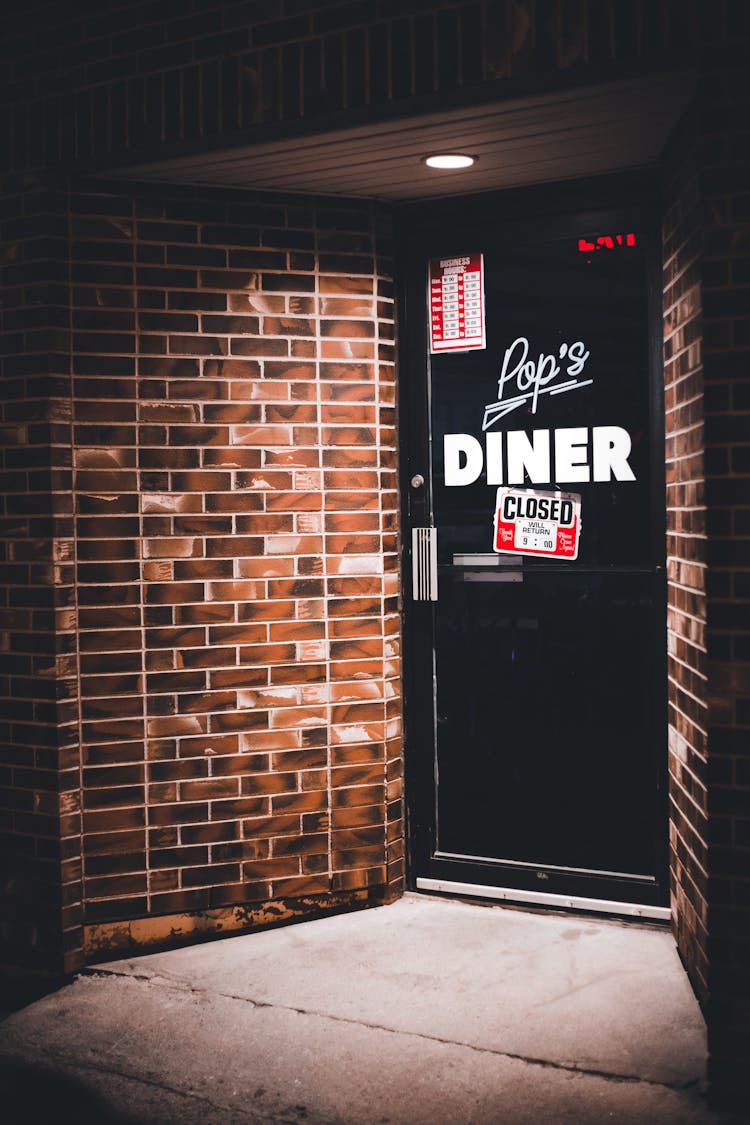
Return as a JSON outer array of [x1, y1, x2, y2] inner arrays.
[[493, 487, 581, 560]]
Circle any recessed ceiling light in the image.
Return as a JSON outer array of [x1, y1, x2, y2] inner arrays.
[[423, 153, 477, 170]]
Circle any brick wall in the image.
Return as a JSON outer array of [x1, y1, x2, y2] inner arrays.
[[1, 0, 717, 176], [0, 178, 402, 961], [76, 182, 401, 953], [663, 62, 750, 1104], [0, 177, 83, 977], [662, 101, 710, 1006], [699, 62, 750, 1105]]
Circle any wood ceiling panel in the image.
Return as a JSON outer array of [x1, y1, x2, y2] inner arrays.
[[108, 74, 695, 200]]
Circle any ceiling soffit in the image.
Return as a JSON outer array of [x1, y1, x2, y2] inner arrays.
[[107, 73, 695, 201]]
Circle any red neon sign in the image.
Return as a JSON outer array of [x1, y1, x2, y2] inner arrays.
[[578, 232, 636, 253]]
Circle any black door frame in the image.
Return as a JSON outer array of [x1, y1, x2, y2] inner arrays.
[[396, 170, 669, 918]]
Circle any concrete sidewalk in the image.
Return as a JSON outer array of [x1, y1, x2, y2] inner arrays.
[[0, 894, 746, 1124]]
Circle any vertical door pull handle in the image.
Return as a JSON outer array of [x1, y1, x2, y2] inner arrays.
[[412, 527, 438, 601]]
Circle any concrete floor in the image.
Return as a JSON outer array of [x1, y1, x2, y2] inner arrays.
[[0, 894, 747, 1124]]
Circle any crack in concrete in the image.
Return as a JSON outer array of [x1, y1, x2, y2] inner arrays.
[[79, 967, 703, 1096]]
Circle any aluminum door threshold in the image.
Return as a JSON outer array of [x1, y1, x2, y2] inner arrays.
[[416, 877, 671, 921]]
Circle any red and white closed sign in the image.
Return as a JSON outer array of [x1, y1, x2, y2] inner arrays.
[[429, 253, 486, 353], [493, 487, 581, 560]]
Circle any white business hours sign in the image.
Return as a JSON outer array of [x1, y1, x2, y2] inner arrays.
[[429, 254, 486, 353]]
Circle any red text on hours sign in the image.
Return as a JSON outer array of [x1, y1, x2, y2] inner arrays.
[[429, 253, 486, 353]]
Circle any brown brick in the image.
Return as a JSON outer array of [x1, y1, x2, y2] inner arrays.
[[242, 857, 300, 880]]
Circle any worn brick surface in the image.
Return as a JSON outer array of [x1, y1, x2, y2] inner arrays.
[[0, 173, 401, 972], [64, 182, 401, 931]]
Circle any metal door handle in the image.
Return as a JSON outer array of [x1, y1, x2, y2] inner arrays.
[[451, 552, 523, 582], [412, 527, 438, 601]]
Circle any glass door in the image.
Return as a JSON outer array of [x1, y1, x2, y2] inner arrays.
[[402, 182, 667, 912]]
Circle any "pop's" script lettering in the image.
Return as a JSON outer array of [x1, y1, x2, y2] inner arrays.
[[483, 336, 591, 430]]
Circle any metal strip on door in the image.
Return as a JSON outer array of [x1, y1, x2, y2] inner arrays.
[[412, 527, 438, 601]]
